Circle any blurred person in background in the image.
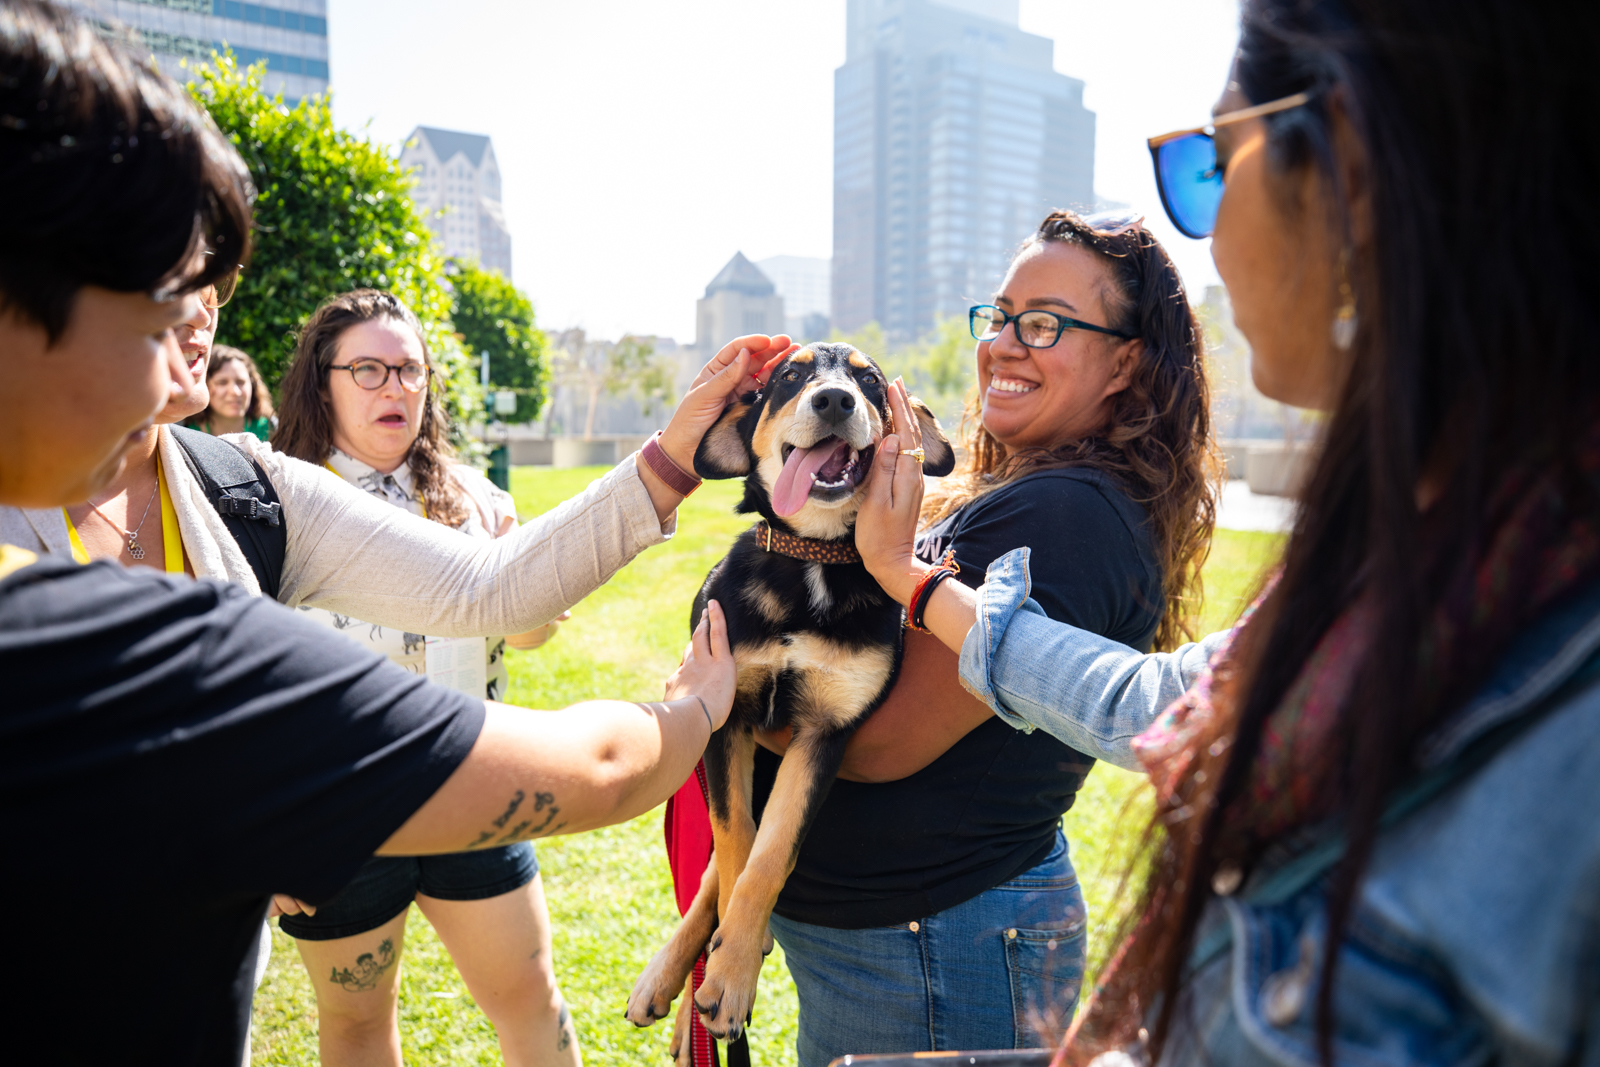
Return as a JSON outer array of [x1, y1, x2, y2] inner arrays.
[[854, 0, 1600, 1063], [189, 343, 275, 440]]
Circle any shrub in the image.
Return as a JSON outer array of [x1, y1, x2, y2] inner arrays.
[[187, 55, 482, 436]]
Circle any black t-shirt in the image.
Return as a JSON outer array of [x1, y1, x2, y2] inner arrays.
[[0, 555, 484, 1064], [754, 468, 1162, 928]]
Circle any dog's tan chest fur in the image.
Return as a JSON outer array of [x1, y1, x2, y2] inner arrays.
[[733, 635, 895, 732]]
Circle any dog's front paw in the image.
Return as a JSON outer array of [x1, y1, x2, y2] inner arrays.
[[626, 941, 694, 1027], [693, 925, 765, 1042]]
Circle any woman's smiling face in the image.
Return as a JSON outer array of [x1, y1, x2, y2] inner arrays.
[[978, 240, 1140, 452]]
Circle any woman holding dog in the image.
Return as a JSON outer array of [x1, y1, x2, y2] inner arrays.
[[748, 211, 1216, 1063], [857, 0, 1600, 1062]]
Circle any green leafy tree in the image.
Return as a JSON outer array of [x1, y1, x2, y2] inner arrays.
[[449, 262, 549, 424], [187, 55, 481, 435]]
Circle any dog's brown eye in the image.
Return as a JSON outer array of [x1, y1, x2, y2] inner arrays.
[[782, 369, 800, 381], [860, 373, 879, 385]]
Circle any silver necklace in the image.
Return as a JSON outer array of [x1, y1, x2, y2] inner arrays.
[[85, 479, 160, 560]]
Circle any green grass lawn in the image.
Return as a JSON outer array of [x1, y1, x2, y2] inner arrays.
[[250, 468, 1283, 1065]]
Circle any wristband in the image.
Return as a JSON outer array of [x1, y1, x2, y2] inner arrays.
[[641, 431, 701, 497], [911, 567, 961, 633], [905, 549, 960, 634]]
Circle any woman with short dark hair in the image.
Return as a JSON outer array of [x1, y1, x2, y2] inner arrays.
[[856, 0, 1600, 1062]]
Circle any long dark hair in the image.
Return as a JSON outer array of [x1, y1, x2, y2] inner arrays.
[[1074, 0, 1600, 1060], [272, 290, 468, 527], [926, 211, 1218, 651]]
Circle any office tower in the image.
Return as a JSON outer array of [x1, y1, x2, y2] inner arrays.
[[68, 0, 330, 103], [833, 0, 1095, 341], [400, 127, 513, 278], [696, 253, 786, 351], [758, 255, 833, 341]]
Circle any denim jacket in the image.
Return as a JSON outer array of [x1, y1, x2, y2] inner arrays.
[[959, 548, 1600, 1067]]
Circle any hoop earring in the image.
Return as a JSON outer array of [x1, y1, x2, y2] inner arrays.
[[1332, 249, 1358, 351]]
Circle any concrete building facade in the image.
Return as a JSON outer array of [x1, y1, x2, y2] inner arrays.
[[832, 0, 1095, 341], [696, 253, 786, 351], [69, 0, 330, 103], [400, 127, 513, 278]]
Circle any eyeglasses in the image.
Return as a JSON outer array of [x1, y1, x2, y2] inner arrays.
[[201, 257, 240, 309], [327, 359, 431, 392], [969, 304, 1134, 347], [1147, 91, 1312, 239]]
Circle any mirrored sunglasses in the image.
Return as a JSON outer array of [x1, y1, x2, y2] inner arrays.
[[1146, 91, 1311, 238]]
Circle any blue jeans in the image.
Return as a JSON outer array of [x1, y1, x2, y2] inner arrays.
[[769, 830, 1086, 1067]]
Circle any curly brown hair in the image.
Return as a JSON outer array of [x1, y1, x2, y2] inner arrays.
[[924, 211, 1219, 651], [271, 289, 469, 527]]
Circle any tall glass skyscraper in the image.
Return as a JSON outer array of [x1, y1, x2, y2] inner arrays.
[[68, 0, 330, 103], [832, 0, 1095, 341]]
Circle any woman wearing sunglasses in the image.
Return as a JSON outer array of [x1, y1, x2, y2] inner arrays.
[[855, 0, 1600, 1063], [673, 211, 1215, 1064]]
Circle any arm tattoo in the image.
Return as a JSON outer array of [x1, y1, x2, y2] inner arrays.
[[466, 790, 561, 849]]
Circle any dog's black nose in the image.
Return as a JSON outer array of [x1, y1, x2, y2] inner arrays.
[[811, 387, 856, 424]]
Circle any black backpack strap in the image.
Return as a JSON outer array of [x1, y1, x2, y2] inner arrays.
[[169, 425, 287, 600]]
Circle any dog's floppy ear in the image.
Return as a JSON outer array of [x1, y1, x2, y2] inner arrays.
[[909, 397, 957, 477], [694, 396, 756, 479]]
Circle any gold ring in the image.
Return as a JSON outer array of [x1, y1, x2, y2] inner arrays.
[[899, 447, 925, 464]]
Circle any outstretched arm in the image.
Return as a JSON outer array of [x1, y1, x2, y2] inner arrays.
[[248, 334, 796, 638], [382, 600, 735, 854]]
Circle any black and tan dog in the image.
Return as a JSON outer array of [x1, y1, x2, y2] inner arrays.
[[625, 343, 954, 1050]]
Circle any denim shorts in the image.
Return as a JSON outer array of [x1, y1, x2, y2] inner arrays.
[[279, 842, 539, 942], [768, 830, 1086, 1067]]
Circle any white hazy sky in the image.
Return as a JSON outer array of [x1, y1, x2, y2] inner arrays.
[[327, 0, 1242, 341]]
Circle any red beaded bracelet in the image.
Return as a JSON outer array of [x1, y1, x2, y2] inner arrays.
[[641, 431, 702, 497], [905, 549, 960, 634]]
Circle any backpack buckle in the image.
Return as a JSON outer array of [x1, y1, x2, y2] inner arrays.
[[217, 493, 282, 527]]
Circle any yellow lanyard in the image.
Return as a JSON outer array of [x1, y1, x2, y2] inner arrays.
[[62, 460, 184, 574], [325, 458, 426, 518]]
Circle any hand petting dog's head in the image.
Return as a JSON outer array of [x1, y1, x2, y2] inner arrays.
[[694, 343, 955, 540]]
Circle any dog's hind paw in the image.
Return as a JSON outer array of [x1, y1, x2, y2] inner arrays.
[[669, 979, 696, 1066]]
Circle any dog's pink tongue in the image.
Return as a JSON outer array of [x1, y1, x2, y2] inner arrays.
[[772, 443, 837, 517]]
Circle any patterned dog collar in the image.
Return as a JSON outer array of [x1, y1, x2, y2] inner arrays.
[[752, 521, 863, 564]]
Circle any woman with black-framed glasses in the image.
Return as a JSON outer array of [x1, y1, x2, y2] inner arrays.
[[726, 210, 1217, 1064]]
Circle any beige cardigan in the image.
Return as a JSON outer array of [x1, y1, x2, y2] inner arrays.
[[0, 427, 674, 633]]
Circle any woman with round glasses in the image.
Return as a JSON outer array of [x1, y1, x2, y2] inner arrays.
[[718, 210, 1216, 1063], [853, 0, 1600, 1063], [267, 288, 571, 1062]]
